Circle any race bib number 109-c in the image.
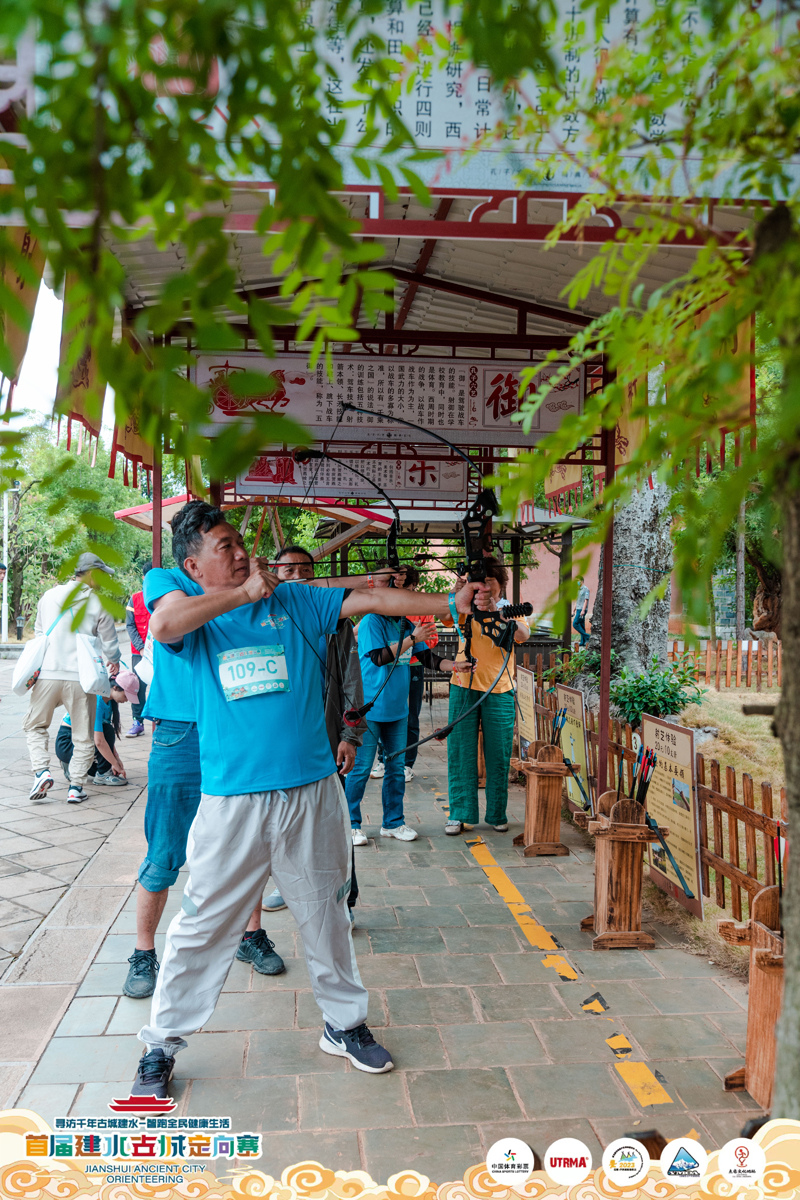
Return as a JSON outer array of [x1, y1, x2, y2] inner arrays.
[[217, 646, 290, 701]]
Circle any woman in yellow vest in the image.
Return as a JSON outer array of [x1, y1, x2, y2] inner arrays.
[[444, 558, 530, 835]]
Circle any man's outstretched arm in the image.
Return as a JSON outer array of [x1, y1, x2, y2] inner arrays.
[[341, 583, 480, 621]]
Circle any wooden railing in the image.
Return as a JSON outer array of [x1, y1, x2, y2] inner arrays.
[[529, 686, 787, 921], [524, 640, 781, 692], [523, 647, 579, 690], [668, 639, 781, 691], [696, 755, 787, 920]]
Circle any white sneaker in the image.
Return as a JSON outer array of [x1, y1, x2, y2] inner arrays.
[[404, 766, 414, 782], [369, 762, 385, 779], [351, 828, 368, 846], [380, 824, 418, 841], [29, 769, 54, 800]]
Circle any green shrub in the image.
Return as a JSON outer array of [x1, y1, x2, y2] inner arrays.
[[609, 653, 707, 727], [542, 646, 619, 688]]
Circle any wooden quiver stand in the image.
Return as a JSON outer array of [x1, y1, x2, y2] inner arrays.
[[580, 790, 668, 950], [510, 741, 571, 856], [718, 885, 783, 1110]]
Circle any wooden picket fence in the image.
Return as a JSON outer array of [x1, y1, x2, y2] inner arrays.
[[668, 638, 781, 692], [696, 755, 786, 921], [522, 640, 782, 692], [530, 686, 786, 922]]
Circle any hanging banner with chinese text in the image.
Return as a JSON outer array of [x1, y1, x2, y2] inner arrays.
[[195, 354, 584, 448], [557, 683, 591, 813], [236, 449, 467, 502], [545, 463, 582, 513], [57, 275, 105, 438], [642, 714, 703, 918], [1, 226, 45, 381]]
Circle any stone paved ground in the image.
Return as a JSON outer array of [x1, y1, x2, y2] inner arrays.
[[0, 660, 764, 1184]]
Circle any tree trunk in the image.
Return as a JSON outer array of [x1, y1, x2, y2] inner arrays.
[[756, 203, 800, 1115], [10, 551, 23, 627], [588, 480, 673, 674], [774, 478, 800, 1117]]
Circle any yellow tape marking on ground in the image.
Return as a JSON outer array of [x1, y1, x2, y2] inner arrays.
[[467, 838, 572, 968], [581, 992, 610, 1015], [508, 904, 559, 951], [540, 953, 579, 981], [466, 838, 496, 867], [606, 1033, 633, 1059], [615, 1061, 674, 1106]]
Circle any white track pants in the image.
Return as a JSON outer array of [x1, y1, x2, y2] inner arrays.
[[138, 773, 367, 1052]]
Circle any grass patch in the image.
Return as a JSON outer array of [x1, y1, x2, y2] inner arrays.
[[642, 880, 750, 979], [681, 688, 783, 791]]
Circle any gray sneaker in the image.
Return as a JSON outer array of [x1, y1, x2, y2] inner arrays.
[[262, 887, 288, 912], [94, 772, 128, 786], [123, 948, 159, 998], [131, 1047, 174, 1099]]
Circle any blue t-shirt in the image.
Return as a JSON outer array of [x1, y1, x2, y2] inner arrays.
[[63, 695, 111, 733], [357, 614, 425, 723], [142, 567, 204, 723], [171, 582, 345, 795]]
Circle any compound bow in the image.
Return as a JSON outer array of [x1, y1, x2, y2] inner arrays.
[[292, 446, 409, 728], [334, 403, 533, 757]]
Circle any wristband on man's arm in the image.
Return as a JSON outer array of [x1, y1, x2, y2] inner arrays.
[[447, 592, 459, 625]]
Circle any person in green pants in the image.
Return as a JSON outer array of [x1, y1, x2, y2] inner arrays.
[[444, 559, 531, 835]]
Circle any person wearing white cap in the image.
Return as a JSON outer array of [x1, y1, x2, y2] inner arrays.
[[24, 552, 122, 804]]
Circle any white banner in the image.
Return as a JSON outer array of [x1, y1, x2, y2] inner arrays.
[[196, 353, 584, 448], [236, 450, 467, 502]]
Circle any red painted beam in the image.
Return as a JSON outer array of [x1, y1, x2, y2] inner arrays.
[[221, 213, 730, 248], [171, 323, 576, 351], [395, 198, 454, 330]]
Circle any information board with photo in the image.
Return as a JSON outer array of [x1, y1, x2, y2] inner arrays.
[[642, 714, 704, 919], [516, 666, 537, 760], [556, 684, 592, 814]]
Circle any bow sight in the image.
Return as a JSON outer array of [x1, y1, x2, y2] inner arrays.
[[456, 487, 533, 652]]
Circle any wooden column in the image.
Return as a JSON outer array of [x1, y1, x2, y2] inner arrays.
[[559, 526, 573, 652], [511, 536, 521, 605], [210, 481, 222, 508], [598, 421, 615, 793], [152, 446, 162, 568]]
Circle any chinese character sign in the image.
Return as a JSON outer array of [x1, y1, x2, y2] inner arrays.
[[642, 715, 703, 919], [516, 667, 537, 758], [557, 684, 591, 812], [236, 451, 467, 502], [197, 354, 584, 448]]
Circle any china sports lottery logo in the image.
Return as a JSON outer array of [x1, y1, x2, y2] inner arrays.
[[486, 1138, 536, 1185]]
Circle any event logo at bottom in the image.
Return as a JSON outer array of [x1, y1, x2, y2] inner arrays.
[[659, 1138, 708, 1183], [602, 1138, 651, 1187], [486, 1138, 536, 1185], [544, 1138, 592, 1186], [718, 1138, 766, 1185]]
